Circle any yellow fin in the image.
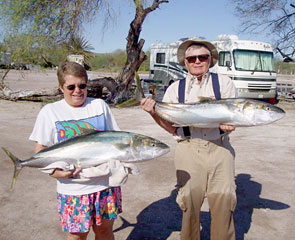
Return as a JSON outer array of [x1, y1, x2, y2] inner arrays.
[[79, 128, 98, 135], [198, 96, 213, 103], [116, 72, 144, 108]]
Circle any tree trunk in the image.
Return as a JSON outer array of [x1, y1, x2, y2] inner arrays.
[[0, 69, 10, 89], [115, 0, 168, 100]]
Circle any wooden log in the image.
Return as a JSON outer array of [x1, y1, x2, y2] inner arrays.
[[87, 77, 117, 101], [0, 77, 117, 102], [0, 87, 63, 102]]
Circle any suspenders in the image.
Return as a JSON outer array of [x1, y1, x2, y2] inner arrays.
[[178, 73, 221, 137], [178, 78, 191, 137], [211, 73, 221, 100], [178, 76, 186, 103]]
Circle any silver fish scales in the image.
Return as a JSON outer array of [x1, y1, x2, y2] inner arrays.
[[2, 131, 170, 190], [155, 98, 285, 128]]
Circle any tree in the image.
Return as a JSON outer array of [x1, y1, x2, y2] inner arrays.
[[231, 0, 295, 60], [0, 0, 169, 101], [115, 0, 168, 99], [2, 33, 68, 67], [0, 0, 101, 42], [63, 35, 95, 63]]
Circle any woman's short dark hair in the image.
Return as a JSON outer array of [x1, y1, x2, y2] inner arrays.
[[57, 61, 88, 86]]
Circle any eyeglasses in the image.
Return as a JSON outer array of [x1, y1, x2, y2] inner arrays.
[[185, 54, 210, 64], [64, 83, 87, 91]]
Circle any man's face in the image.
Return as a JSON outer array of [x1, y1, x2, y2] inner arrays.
[[184, 46, 211, 77], [60, 74, 87, 107]]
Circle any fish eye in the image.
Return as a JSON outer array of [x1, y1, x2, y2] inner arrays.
[[265, 106, 270, 111]]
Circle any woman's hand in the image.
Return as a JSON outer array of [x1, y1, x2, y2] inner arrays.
[[50, 168, 82, 178]]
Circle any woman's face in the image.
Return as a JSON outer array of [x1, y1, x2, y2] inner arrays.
[[60, 74, 87, 107]]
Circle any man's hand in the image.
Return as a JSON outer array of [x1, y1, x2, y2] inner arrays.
[[140, 96, 176, 134], [220, 124, 235, 133], [140, 97, 156, 114], [50, 168, 82, 178]]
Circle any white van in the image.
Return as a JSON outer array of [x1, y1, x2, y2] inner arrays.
[[67, 55, 85, 66]]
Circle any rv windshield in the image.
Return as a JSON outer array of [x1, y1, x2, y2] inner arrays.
[[233, 50, 275, 72]]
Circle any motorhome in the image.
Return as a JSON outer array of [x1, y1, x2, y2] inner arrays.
[[149, 38, 187, 86], [149, 35, 277, 102], [67, 54, 85, 66]]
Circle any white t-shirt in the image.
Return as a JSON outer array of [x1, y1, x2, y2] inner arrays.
[[29, 97, 120, 195]]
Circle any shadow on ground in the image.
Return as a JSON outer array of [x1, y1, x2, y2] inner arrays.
[[114, 173, 290, 240], [233, 173, 290, 240]]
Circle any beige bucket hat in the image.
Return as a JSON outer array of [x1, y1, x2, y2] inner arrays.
[[177, 39, 219, 67]]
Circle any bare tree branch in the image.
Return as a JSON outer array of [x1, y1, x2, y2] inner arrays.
[[232, 0, 295, 57]]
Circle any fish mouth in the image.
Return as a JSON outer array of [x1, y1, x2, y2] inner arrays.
[[241, 100, 286, 126], [250, 104, 286, 126], [273, 105, 285, 114], [146, 143, 170, 160], [268, 104, 286, 121], [153, 143, 170, 158], [156, 145, 170, 157]]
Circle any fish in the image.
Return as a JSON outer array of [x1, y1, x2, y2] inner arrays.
[[155, 98, 285, 128], [2, 130, 170, 191]]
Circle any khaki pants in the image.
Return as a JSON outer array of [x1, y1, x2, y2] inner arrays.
[[175, 137, 236, 240]]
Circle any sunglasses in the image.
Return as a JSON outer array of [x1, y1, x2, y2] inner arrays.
[[185, 54, 210, 64], [64, 83, 87, 91]]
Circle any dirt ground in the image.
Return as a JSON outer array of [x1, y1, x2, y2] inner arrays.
[[0, 70, 294, 240]]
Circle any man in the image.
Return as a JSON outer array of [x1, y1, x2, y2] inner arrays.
[[141, 39, 237, 240]]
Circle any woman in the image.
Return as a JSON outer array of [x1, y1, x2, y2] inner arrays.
[[30, 61, 121, 240]]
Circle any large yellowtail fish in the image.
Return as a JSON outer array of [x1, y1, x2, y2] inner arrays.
[[2, 131, 170, 191], [155, 98, 285, 128]]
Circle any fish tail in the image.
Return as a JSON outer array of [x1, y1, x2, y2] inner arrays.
[[116, 72, 145, 108], [113, 216, 136, 232], [134, 71, 145, 100], [1, 147, 22, 191]]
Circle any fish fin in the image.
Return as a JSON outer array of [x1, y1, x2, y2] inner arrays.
[[169, 97, 213, 105], [197, 96, 213, 103], [134, 71, 145, 100], [114, 143, 130, 150], [56, 129, 96, 144], [1, 147, 22, 191], [116, 98, 141, 108], [79, 128, 98, 135]]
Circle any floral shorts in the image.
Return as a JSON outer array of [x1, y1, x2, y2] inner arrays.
[[57, 187, 122, 233]]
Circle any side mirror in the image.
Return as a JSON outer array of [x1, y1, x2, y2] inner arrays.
[[225, 61, 232, 70]]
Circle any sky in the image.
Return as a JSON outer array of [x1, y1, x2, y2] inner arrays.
[[83, 0, 273, 54]]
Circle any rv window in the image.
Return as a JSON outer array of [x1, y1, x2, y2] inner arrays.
[[219, 52, 231, 67], [233, 50, 275, 72], [156, 53, 165, 64]]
